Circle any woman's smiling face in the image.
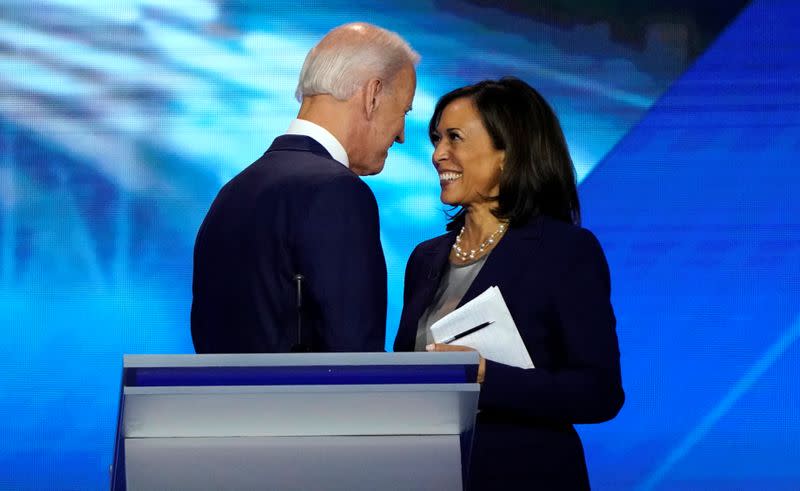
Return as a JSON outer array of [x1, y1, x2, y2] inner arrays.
[[431, 97, 505, 207]]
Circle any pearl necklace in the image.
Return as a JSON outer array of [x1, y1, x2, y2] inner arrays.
[[452, 222, 507, 262]]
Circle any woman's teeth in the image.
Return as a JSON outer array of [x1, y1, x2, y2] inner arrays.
[[439, 172, 462, 182]]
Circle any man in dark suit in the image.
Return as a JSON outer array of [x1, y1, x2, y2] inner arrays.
[[191, 23, 419, 353]]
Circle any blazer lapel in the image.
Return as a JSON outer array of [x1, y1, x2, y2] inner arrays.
[[417, 234, 454, 306], [396, 234, 453, 351], [411, 234, 454, 319]]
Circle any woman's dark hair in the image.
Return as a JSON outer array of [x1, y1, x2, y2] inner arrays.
[[429, 77, 580, 229]]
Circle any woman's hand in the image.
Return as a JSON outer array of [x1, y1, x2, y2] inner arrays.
[[426, 343, 486, 384]]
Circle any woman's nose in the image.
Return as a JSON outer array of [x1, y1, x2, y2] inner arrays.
[[433, 142, 448, 164]]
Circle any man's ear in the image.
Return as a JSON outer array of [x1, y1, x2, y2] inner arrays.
[[363, 78, 383, 120]]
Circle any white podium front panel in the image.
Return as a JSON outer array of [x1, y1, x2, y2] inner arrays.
[[124, 383, 478, 438], [125, 435, 462, 491]]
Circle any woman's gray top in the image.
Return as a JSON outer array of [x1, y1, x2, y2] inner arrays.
[[414, 255, 489, 351]]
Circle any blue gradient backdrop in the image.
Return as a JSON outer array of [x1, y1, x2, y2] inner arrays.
[[0, 0, 797, 489]]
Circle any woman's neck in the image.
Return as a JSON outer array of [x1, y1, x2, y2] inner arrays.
[[450, 203, 507, 263], [462, 202, 504, 245]]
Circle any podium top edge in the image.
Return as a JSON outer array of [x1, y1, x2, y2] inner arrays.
[[124, 382, 481, 395], [123, 352, 480, 368]]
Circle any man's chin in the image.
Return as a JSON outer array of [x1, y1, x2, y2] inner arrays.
[[363, 167, 383, 177], [351, 152, 388, 176], [354, 164, 383, 177], [365, 158, 388, 176]]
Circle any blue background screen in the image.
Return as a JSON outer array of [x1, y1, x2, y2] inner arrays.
[[0, 0, 797, 489]]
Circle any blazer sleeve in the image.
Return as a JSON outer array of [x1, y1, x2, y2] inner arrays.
[[478, 228, 624, 424], [295, 174, 387, 352]]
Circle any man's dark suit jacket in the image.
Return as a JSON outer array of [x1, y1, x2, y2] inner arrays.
[[192, 135, 386, 353], [395, 215, 624, 490]]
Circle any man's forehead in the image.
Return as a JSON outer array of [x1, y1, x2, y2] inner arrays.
[[396, 62, 416, 82], [399, 65, 417, 98]]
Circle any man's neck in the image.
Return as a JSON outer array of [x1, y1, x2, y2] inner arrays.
[[297, 94, 355, 155], [286, 119, 349, 167]]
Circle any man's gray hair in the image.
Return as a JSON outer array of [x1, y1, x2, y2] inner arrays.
[[295, 23, 420, 102]]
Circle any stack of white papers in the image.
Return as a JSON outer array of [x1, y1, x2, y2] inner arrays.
[[430, 286, 534, 369]]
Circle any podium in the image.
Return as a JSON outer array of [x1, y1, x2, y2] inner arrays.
[[110, 352, 480, 490]]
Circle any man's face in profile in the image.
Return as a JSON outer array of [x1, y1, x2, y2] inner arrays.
[[356, 64, 417, 176]]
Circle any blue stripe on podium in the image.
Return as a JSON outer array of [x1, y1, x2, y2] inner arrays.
[[125, 364, 476, 387]]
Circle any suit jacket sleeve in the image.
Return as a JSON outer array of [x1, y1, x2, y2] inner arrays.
[[295, 174, 387, 351], [479, 228, 624, 423]]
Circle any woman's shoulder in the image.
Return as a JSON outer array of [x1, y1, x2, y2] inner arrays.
[[529, 217, 610, 281], [533, 215, 605, 257], [540, 215, 597, 237]]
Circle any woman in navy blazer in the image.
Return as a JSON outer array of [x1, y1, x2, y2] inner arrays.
[[395, 78, 624, 490]]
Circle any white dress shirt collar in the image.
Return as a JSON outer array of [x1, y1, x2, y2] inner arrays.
[[286, 119, 349, 168]]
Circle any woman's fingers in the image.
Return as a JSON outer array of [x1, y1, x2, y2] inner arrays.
[[425, 343, 476, 352], [425, 344, 486, 383]]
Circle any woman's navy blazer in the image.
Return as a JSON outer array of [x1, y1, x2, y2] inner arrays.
[[395, 215, 624, 490]]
